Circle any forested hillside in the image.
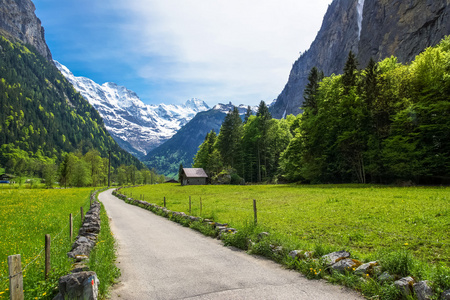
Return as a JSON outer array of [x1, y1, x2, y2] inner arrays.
[[0, 36, 144, 173], [195, 37, 450, 184]]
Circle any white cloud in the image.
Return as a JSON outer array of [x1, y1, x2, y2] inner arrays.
[[113, 0, 332, 105]]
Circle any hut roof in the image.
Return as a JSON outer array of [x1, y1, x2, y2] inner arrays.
[[183, 168, 208, 178]]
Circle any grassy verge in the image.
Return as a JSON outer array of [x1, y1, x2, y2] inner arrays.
[[88, 201, 120, 299]]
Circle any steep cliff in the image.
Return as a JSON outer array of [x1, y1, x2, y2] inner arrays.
[[0, 0, 52, 61], [271, 0, 450, 118]]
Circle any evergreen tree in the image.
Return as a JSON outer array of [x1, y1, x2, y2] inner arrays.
[[342, 51, 358, 94], [178, 163, 184, 182], [303, 67, 324, 114], [216, 106, 243, 170], [244, 105, 252, 124]]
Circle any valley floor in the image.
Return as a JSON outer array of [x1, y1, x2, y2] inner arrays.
[[100, 189, 363, 299]]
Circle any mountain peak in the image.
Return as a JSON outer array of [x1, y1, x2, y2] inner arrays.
[[183, 98, 210, 111]]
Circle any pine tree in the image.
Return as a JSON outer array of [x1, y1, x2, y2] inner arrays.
[[216, 106, 243, 170], [342, 51, 358, 94], [303, 67, 324, 114], [178, 163, 183, 183], [244, 105, 252, 124]]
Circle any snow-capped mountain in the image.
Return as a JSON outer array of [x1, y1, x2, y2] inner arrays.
[[55, 61, 209, 158]]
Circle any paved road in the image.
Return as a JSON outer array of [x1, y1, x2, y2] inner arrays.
[[100, 189, 363, 300]]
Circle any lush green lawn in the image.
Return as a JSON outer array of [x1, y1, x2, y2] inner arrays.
[[0, 188, 93, 299], [123, 184, 450, 265]]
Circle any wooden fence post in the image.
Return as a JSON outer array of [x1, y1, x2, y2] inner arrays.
[[164, 197, 166, 208], [80, 206, 84, 222], [45, 234, 51, 279], [8, 254, 23, 300], [69, 213, 73, 242], [189, 196, 191, 214], [253, 199, 257, 225]]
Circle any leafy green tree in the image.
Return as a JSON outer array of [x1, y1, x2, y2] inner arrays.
[[70, 158, 92, 187], [42, 162, 57, 188]]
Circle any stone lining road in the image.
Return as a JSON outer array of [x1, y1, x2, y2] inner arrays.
[[99, 189, 363, 300]]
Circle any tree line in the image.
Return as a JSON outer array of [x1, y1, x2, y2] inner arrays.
[[193, 37, 450, 184], [0, 148, 165, 188]]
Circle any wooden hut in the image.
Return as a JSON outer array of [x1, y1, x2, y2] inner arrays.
[[180, 168, 208, 186]]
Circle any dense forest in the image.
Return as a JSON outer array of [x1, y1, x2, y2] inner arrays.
[[0, 36, 146, 177], [194, 37, 450, 184]]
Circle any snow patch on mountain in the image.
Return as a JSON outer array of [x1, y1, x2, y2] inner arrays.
[[55, 61, 209, 158]]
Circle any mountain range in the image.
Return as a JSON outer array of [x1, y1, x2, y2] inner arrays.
[[55, 61, 210, 159]]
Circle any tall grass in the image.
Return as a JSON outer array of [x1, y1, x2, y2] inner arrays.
[[0, 188, 93, 299]]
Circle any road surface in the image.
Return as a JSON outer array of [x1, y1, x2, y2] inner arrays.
[[99, 189, 363, 300]]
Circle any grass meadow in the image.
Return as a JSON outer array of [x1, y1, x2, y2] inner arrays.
[[0, 188, 93, 299], [123, 184, 450, 266]]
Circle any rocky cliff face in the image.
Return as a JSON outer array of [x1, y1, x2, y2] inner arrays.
[[271, 0, 450, 118], [0, 0, 52, 61], [358, 0, 450, 67]]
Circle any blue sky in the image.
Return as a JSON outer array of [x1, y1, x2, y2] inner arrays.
[[34, 0, 332, 107]]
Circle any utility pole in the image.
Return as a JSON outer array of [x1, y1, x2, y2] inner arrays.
[[108, 150, 111, 187]]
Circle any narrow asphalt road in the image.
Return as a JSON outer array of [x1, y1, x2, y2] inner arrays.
[[100, 189, 363, 300]]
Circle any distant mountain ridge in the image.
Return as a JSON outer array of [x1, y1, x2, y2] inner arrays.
[[55, 61, 210, 158], [271, 0, 450, 118], [143, 103, 256, 178]]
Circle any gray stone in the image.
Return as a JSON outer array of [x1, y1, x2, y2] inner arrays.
[[441, 290, 450, 300], [289, 250, 301, 260], [413, 281, 433, 300], [57, 271, 99, 300], [378, 271, 394, 282], [270, 245, 283, 255], [258, 232, 270, 240], [394, 276, 414, 296], [331, 258, 358, 273], [354, 261, 378, 275], [216, 226, 228, 231], [322, 251, 351, 266], [289, 250, 313, 260]]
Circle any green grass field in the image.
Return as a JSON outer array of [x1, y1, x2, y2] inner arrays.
[[123, 184, 450, 266], [0, 188, 93, 299]]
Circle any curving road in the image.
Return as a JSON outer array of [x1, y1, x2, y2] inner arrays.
[[99, 189, 363, 300]]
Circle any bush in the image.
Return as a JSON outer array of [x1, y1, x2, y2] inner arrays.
[[380, 250, 414, 277], [230, 173, 242, 185]]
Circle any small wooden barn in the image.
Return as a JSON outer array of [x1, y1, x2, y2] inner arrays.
[[180, 168, 208, 186]]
